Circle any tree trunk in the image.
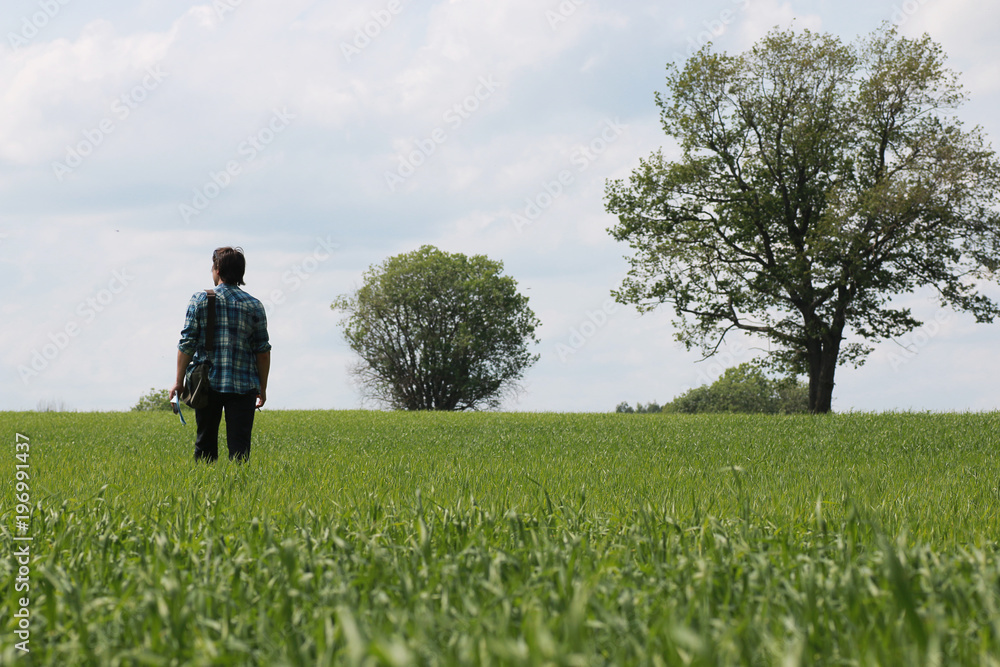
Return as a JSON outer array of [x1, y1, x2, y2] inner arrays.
[[806, 332, 842, 414]]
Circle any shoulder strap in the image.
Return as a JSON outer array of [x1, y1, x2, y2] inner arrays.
[[205, 289, 216, 355]]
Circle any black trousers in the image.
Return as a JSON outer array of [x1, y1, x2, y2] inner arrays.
[[194, 390, 257, 462]]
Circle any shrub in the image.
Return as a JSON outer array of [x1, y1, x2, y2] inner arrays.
[[662, 363, 809, 414], [132, 388, 172, 412]]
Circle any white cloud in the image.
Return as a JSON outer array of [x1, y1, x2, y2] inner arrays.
[[901, 0, 1000, 96], [735, 0, 824, 49], [0, 19, 174, 163]]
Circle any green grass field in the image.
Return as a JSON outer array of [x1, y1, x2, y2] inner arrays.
[[2, 410, 1000, 665]]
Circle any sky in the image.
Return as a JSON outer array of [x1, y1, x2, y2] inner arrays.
[[3, 0, 1000, 413]]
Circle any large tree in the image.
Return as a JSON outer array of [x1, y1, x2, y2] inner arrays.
[[332, 245, 540, 410], [606, 26, 1000, 413]]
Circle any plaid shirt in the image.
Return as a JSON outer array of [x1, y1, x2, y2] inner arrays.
[[178, 284, 271, 394]]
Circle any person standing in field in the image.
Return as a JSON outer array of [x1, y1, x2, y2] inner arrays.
[[169, 247, 271, 462]]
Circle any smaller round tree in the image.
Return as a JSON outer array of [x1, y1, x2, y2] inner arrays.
[[332, 245, 540, 410]]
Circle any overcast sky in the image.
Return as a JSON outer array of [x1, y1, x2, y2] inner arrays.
[[3, 0, 999, 413]]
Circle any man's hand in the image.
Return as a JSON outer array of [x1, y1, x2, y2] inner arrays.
[[174, 351, 193, 402], [256, 388, 267, 410]]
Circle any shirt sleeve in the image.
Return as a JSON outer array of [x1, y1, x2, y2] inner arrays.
[[178, 293, 202, 355], [250, 301, 271, 354]]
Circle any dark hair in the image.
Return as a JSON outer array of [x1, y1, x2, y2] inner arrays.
[[213, 247, 246, 286]]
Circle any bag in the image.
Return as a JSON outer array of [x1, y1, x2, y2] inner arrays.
[[180, 290, 216, 409], [181, 363, 213, 409]]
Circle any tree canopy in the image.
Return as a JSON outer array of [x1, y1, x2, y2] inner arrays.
[[606, 25, 1000, 413], [332, 245, 540, 411]]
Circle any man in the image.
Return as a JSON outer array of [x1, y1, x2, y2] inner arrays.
[[169, 247, 271, 462]]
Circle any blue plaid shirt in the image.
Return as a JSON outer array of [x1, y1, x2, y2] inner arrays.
[[178, 284, 271, 394]]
